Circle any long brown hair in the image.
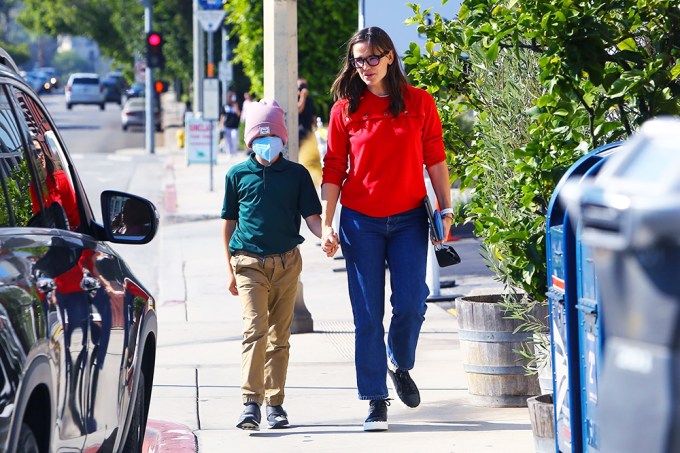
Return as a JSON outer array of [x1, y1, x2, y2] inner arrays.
[[330, 27, 408, 117]]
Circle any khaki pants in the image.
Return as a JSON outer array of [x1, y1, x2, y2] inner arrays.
[[231, 247, 302, 406]]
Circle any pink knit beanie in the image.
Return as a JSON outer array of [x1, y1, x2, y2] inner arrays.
[[244, 98, 288, 148]]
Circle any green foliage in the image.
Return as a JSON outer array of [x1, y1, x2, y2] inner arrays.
[[16, 0, 193, 85], [0, 41, 30, 67], [224, 0, 357, 121], [53, 50, 91, 75], [0, 158, 34, 227], [406, 0, 680, 307]]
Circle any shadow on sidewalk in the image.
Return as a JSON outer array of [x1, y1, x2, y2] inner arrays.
[[248, 420, 531, 436]]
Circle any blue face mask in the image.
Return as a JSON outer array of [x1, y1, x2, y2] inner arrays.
[[252, 136, 284, 162]]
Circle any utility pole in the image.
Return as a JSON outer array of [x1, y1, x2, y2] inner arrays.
[[263, 0, 312, 333], [143, 0, 155, 154]]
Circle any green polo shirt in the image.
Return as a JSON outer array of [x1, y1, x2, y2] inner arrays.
[[221, 153, 322, 255]]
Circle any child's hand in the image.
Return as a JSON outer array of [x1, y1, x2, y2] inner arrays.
[[321, 227, 339, 257], [227, 271, 238, 296]]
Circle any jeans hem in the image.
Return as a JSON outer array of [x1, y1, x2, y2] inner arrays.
[[358, 394, 389, 401]]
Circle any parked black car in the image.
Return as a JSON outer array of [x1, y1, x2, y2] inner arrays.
[[0, 48, 158, 452]]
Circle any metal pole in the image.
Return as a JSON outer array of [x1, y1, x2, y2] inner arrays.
[[144, 0, 155, 154], [221, 26, 229, 104], [207, 31, 215, 192], [192, 0, 204, 114], [209, 122, 214, 191]]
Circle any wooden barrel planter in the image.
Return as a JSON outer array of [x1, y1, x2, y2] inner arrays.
[[527, 393, 555, 453], [455, 294, 543, 407]]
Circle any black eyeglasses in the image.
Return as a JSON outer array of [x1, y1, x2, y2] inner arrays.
[[350, 50, 389, 69]]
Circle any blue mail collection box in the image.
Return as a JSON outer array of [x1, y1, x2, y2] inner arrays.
[[546, 143, 620, 452], [576, 239, 603, 452]]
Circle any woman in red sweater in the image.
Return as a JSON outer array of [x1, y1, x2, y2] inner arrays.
[[320, 26, 453, 432]]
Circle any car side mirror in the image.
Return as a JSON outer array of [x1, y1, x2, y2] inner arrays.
[[101, 190, 159, 244]]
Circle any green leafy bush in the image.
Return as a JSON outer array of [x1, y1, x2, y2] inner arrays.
[[406, 0, 680, 366], [406, 0, 680, 304]]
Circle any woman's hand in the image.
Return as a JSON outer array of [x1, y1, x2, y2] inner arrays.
[[321, 225, 339, 257], [433, 214, 453, 246]]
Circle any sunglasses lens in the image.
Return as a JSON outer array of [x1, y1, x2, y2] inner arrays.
[[367, 56, 379, 66]]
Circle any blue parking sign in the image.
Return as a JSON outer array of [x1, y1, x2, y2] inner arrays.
[[198, 0, 223, 10]]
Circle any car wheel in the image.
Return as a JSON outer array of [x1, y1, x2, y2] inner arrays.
[[122, 124, 128, 131], [66, 103, 72, 110], [18, 422, 39, 453], [100, 103, 105, 111], [122, 371, 145, 453]]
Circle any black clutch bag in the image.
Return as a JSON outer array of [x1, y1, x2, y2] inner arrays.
[[423, 197, 461, 267]]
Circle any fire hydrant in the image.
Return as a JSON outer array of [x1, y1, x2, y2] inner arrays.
[[176, 128, 185, 149]]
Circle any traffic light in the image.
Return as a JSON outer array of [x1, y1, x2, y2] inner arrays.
[[146, 32, 165, 69], [154, 80, 168, 94]]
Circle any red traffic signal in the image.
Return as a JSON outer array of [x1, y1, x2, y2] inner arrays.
[[148, 33, 161, 47], [154, 80, 168, 94], [146, 32, 165, 69]]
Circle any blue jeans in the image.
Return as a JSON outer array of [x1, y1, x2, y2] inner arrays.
[[339, 206, 429, 400]]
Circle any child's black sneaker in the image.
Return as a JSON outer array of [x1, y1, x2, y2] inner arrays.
[[266, 405, 289, 429], [363, 399, 390, 432], [236, 402, 261, 431], [388, 367, 421, 408]]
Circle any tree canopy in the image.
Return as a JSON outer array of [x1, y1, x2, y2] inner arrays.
[[224, 0, 357, 120], [17, 0, 193, 83]]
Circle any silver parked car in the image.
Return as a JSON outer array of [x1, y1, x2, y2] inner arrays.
[[121, 97, 162, 132], [65, 73, 105, 110]]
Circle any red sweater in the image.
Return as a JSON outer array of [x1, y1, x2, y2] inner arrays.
[[322, 85, 445, 217]]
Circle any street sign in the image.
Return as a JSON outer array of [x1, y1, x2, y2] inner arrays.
[[185, 117, 218, 164], [197, 10, 226, 32], [198, 0, 223, 10], [203, 78, 220, 121]]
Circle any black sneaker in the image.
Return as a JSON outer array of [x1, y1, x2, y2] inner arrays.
[[388, 367, 421, 408], [266, 405, 289, 429], [363, 399, 390, 432], [236, 402, 261, 430]]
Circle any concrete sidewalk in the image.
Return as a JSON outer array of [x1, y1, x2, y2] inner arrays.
[[145, 95, 533, 452]]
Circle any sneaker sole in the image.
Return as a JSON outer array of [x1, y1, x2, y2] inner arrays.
[[236, 420, 260, 431], [268, 419, 290, 429], [363, 420, 388, 431], [387, 370, 421, 409]]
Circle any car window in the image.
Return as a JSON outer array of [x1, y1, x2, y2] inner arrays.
[[72, 78, 99, 85], [9, 86, 81, 230], [0, 85, 37, 227]]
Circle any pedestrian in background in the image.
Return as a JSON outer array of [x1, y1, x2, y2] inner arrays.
[[240, 92, 254, 124], [320, 26, 452, 432], [220, 92, 241, 157], [222, 98, 327, 431], [297, 78, 316, 144]]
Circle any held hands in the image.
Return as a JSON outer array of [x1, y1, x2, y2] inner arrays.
[[321, 225, 339, 257]]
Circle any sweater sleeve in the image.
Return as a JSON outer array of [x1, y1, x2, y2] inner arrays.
[[421, 89, 446, 168], [321, 101, 350, 186]]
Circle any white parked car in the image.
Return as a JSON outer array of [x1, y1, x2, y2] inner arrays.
[[121, 97, 162, 132], [65, 73, 105, 110]]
